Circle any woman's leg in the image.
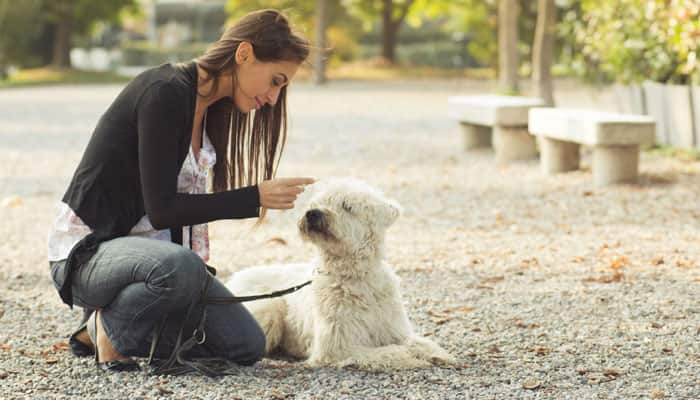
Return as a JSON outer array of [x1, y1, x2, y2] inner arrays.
[[193, 276, 266, 365], [57, 236, 209, 358]]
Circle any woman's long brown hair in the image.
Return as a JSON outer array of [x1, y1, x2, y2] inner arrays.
[[196, 9, 309, 218]]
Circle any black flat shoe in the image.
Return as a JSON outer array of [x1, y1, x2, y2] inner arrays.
[[69, 309, 94, 357], [96, 357, 141, 372], [87, 311, 140, 372]]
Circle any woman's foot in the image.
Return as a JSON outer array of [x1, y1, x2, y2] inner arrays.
[[87, 310, 140, 371], [93, 310, 128, 363], [74, 328, 92, 348]]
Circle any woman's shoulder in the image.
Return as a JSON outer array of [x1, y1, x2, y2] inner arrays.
[[128, 62, 197, 108]]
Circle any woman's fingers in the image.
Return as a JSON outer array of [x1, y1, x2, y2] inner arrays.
[[258, 177, 316, 210], [276, 177, 315, 186]]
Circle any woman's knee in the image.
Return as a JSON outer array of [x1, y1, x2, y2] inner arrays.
[[234, 323, 266, 366], [146, 247, 207, 302]]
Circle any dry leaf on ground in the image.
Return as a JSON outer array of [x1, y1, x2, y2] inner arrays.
[[265, 237, 288, 246], [607, 257, 629, 270], [583, 273, 623, 283]]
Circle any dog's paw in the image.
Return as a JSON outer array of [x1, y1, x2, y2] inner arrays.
[[427, 352, 456, 366]]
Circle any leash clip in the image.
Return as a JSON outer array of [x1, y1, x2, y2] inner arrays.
[[193, 328, 206, 345]]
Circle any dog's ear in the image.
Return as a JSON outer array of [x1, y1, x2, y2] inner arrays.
[[381, 199, 402, 227]]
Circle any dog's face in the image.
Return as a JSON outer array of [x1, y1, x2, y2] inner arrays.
[[298, 179, 401, 257]]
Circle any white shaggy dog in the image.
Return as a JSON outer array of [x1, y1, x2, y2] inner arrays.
[[226, 179, 453, 369]]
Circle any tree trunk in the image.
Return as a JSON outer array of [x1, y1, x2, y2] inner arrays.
[[532, 0, 556, 105], [51, 11, 73, 68], [313, 0, 328, 85], [498, 0, 519, 93], [380, 0, 396, 63]]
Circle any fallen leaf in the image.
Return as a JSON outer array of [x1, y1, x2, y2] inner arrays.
[[651, 257, 664, 266], [266, 237, 288, 246], [530, 347, 550, 356], [38, 370, 49, 377], [651, 322, 663, 329], [662, 348, 673, 354], [432, 317, 451, 325], [650, 390, 666, 399], [603, 369, 623, 377], [458, 306, 475, 313], [44, 358, 58, 365], [270, 392, 293, 400], [608, 257, 629, 270], [481, 276, 504, 283], [515, 321, 541, 329], [0, 343, 11, 351], [582, 191, 594, 196], [675, 260, 695, 268], [52, 343, 70, 351], [582, 273, 623, 284], [576, 369, 590, 375], [1, 197, 23, 208], [692, 279, 700, 283], [522, 379, 542, 390]]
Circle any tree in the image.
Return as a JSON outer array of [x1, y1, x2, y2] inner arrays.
[[0, 0, 44, 75], [314, 0, 329, 84], [42, 0, 137, 68], [531, 0, 555, 105], [227, 0, 360, 76], [342, 0, 418, 64], [498, 0, 519, 93]]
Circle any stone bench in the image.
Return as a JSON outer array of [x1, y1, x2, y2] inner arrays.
[[528, 108, 656, 186], [447, 95, 545, 163]]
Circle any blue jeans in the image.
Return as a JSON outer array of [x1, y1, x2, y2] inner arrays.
[[50, 236, 265, 365]]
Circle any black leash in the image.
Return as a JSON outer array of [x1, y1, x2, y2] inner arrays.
[[147, 273, 311, 377]]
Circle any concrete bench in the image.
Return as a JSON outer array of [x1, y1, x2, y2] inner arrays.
[[528, 108, 656, 186], [448, 95, 545, 163]]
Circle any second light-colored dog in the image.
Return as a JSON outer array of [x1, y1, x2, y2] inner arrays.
[[227, 179, 453, 369]]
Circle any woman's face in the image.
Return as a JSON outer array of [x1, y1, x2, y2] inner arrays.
[[233, 43, 300, 113]]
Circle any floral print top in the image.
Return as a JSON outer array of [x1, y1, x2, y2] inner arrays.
[[48, 130, 216, 263]]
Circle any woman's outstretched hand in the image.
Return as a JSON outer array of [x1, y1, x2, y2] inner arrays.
[[258, 177, 315, 210]]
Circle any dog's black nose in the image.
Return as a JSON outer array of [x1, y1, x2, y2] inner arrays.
[[305, 209, 323, 226]]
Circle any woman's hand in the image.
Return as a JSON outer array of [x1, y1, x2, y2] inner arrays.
[[258, 177, 315, 210]]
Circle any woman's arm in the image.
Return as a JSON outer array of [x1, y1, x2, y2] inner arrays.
[[137, 82, 259, 229]]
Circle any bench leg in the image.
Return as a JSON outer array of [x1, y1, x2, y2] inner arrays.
[[493, 126, 538, 164], [593, 145, 639, 186], [540, 137, 580, 174], [459, 123, 491, 150]]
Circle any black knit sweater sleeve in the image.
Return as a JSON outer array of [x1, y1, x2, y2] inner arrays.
[[137, 81, 259, 229]]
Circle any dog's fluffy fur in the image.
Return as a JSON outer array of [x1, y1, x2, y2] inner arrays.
[[226, 179, 453, 369]]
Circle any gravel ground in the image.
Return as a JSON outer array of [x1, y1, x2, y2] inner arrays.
[[0, 78, 699, 399]]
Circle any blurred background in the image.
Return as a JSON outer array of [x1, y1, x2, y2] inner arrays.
[[1, 0, 699, 149]]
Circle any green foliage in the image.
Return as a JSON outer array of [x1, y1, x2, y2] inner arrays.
[[561, 0, 700, 84], [42, 0, 139, 35], [0, 0, 45, 69], [0, 0, 138, 71], [226, 0, 362, 63]]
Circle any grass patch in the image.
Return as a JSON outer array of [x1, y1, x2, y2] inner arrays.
[[0, 67, 130, 88], [645, 145, 700, 161]]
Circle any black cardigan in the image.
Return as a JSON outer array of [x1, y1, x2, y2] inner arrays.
[[58, 61, 260, 307]]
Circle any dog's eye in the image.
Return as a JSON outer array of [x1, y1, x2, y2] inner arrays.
[[341, 202, 353, 213]]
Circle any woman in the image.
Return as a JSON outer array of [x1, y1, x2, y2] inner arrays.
[[47, 9, 313, 372]]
